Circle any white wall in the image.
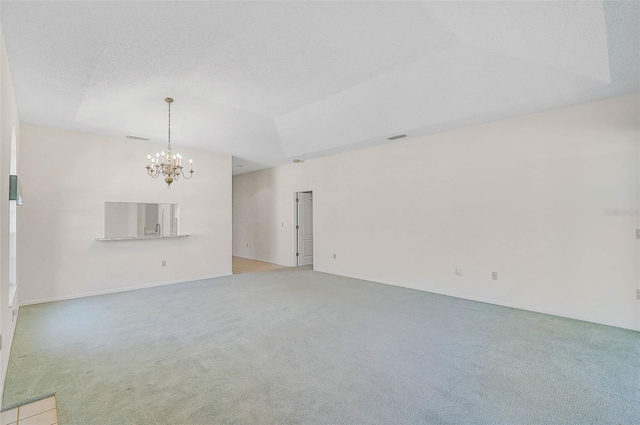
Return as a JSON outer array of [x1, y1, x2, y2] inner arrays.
[[233, 93, 640, 331], [0, 25, 21, 400], [18, 125, 232, 304]]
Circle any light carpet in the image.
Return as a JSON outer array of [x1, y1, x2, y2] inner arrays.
[[3, 267, 640, 424]]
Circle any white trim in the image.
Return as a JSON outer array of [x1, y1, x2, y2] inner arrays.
[[231, 254, 288, 268], [425, 289, 640, 332], [19, 273, 231, 306], [292, 191, 299, 267], [8, 285, 17, 307], [316, 269, 640, 332], [95, 234, 189, 242]]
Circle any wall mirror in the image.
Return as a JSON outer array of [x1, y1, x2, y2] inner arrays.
[[104, 202, 180, 239]]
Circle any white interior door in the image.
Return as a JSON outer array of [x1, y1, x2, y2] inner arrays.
[[297, 192, 313, 266]]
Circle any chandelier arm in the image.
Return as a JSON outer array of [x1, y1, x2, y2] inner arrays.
[[147, 168, 160, 178]]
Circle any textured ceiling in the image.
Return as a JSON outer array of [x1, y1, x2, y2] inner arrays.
[[0, 1, 638, 175]]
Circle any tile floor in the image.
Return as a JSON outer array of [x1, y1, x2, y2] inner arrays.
[[232, 256, 285, 274], [1, 396, 58, 425]]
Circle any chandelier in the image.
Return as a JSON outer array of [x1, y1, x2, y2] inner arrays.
[[146, 97, 194, 188]]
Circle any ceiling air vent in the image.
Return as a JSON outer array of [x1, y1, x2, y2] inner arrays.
[[387, 134, 407, 141], [126, 135, 150, 141]]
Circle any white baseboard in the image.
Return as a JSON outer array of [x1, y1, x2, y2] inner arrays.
[[20, 268, 640, 332], [19, 272, 232, 306], [315, 269, 640, 333], [232, 254, 289, 267]]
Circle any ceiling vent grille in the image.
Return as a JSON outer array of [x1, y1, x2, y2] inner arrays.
[[126, 135, 150, 141], [387, 134, 407, 141]]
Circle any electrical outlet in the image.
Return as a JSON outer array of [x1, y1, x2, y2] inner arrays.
[[455, 268, 463, 276], [162, 260, 167, 267], [492, 272, 498, 280], [636, 289, 640, 300], [333, 253, 336, 259]]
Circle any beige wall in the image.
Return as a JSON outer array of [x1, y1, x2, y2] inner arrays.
[[0, 26, 21, 400], [234, 93, 640, 331], [18, 125, 232, 304]]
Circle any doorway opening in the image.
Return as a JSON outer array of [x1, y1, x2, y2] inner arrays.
[[295, 191, 313, 266]]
